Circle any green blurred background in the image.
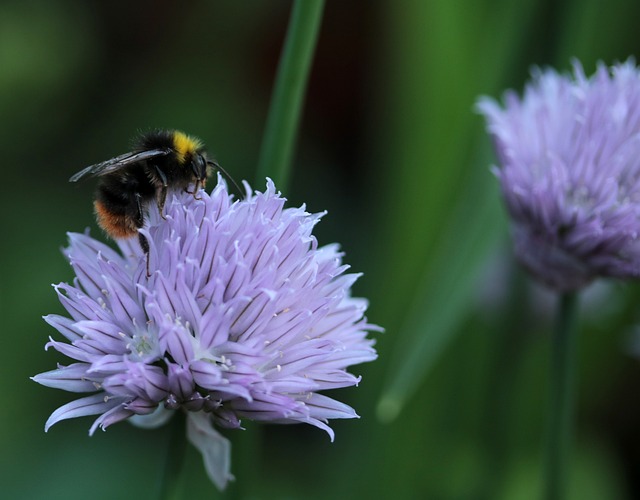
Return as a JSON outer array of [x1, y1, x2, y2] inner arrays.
[[4, 0, 640, 498]]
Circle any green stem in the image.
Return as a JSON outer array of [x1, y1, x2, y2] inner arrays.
[[544, 291, 579, 500], [478, 265, 528, 500], [159, 411, 187, 500], [230, 424, 264, 500], [255, 0, 325, 191]]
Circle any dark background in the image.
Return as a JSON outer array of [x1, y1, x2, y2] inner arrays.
[[3, 1, 640, 498]]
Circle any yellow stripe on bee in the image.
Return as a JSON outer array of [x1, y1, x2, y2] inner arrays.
[[173, 131, 203, 164]]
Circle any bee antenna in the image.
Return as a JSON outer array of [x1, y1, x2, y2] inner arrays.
[[207, 159, 243, 197]]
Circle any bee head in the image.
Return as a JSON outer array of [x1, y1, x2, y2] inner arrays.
[[191, 153, 209, 183], [183, 153, 208, 194]]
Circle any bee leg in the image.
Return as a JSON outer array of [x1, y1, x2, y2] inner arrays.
[[185, 179, 202, 199], [134, 192, 145, 226], [134, 192, 151, 277], [192, 179, 203, 200], [153, 166, 168, 219], [139, 232, 151, 277], [157, 187, 168, 220]]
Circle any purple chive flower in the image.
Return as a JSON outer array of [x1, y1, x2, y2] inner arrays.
[[477, 60, 640, 291], [33, 178, 379, 490]]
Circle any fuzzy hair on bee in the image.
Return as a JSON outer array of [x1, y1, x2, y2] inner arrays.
[[70, 129, 222, 275]]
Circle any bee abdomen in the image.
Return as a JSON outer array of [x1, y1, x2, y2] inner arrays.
[[94, 199, 140, 238]]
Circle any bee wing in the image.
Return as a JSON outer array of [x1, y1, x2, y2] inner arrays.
[[69, 149, 171, 182]]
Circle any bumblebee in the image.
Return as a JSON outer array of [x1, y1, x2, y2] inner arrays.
[[70, 129, 217, 273]]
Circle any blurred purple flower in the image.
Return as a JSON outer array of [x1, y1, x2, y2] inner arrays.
[[478, 60, 640, 291], [33, 178, 379, 489]]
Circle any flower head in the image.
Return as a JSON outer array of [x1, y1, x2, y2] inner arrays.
[[33, 178, 378, 489], [477, 59, 640, 291]]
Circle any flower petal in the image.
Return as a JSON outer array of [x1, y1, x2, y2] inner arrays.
[[187, 412, 234, 491], [32, 363, 97, 392], [45, 394, 125, 432]]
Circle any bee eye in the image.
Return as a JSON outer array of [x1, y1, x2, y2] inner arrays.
[[201, 156, 209, 178]]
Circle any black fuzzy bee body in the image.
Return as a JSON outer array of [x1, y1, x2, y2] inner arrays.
[[70, 129, 215, 273]]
